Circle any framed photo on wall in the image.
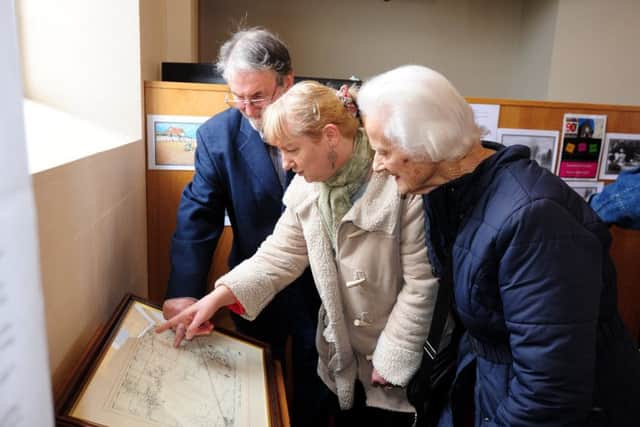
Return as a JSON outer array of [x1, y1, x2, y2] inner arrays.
[[146, 114, 209, 170], [56, 294, 282, 427], [599, 133, 640, 180], [565, 179, 604, 201], [496, 128, 560, 172]]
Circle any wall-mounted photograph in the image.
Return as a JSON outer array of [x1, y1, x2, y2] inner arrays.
[[599, 133, 640, 180], [565, 179, 604, 201], [146, 114, 208, 170], [496, 128, 559, 172]]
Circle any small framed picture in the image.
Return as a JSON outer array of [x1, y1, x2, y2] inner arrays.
[[146, 114, 209, 170], [557, 114, 607, 180], [56, 294, 282, 427], [565, 179, 604, 201], [599, 133, 640, 180], [496, 128, 560, 172]]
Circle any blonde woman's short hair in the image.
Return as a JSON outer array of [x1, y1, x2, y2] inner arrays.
[[263, 81, 360, 145]]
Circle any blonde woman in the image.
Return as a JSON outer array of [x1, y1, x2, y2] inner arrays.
[[158, 81, 440, 425]]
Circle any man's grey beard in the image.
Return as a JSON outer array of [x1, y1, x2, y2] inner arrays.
[[246, 116, 262, 132]]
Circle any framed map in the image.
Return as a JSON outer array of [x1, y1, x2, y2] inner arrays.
[[56, 294, 281, 426]]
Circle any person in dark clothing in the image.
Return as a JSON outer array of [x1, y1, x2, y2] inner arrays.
[[162, 27, 325, 426], [358, 64, 640, 427]]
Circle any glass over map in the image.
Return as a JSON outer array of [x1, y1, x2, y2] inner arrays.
[[68, 300, 270, 426]]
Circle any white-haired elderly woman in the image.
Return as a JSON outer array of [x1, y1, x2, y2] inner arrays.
[[357, 64, 640, 427], [158, 80, 440, 426]]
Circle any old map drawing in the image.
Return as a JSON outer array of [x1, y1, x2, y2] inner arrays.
[[70, 301, 269, 426]]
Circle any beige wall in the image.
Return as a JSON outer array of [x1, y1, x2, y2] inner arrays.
[[166, 0, 198, 63], [33, 141, 148, 394], [198, 0, 640, 105], [199, 0, 524, 98], [140, 0, 199, 81], [547, 0, 640, 105], [510, 0, 558, 101], [140, 0, 167, 82]]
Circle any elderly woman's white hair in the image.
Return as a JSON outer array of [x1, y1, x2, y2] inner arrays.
[[358, 65, 484, 162]]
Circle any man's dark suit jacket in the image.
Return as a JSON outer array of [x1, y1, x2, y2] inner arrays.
[[166, 108, 318, 338]]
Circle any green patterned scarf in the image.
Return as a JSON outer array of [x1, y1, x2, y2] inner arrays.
[[318, 128, 373, 248]]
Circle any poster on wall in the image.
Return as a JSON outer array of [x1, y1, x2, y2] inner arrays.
[[557, 113, 607, 180], [599, 133, 640, 180], [496, 128, 559, 172], [146, 114, 209, 170]]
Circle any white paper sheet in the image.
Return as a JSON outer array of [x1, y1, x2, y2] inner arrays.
[[0, 2, 54, 426], [470, 103, 500, 142]]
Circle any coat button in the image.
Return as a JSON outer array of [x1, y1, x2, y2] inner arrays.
[[353, 318, 371, 327]]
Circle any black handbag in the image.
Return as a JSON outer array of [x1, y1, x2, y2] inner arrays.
[[407, 252, 462, 427]]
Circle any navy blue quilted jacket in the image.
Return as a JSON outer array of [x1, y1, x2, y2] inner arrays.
[[426, 143, 640, 427]]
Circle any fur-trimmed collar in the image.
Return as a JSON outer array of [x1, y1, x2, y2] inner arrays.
[[283, 171, 401, 235]]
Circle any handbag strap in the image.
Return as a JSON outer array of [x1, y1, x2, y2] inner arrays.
[[423, 251, 454, 361], [408, 248, 456, 427]]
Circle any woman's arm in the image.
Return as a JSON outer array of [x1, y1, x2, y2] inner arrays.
[[372, 194, 439, 386], [214, 206, 311, 320], [157, 205, 311, 339]]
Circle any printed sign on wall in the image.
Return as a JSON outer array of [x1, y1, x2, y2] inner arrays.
[[557, 114, 607, 180]]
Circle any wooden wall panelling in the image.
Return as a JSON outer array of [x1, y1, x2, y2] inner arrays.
[[609, 227, 640, 343], [144, 85, 640, 341], [145, 82, 233, 304]]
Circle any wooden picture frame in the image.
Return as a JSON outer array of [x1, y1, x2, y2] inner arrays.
[[56, 294, 281, 427], [496, 128, 560, 173]]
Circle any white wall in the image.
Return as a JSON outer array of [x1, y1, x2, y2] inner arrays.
[[199, 0, 524, 98], [547, 0, 640, 105], [16, 0, 149, 396], [18, 0, 142, 140]]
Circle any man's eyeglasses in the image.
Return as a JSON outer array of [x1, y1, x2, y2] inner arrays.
[[224, 93, 271, 109], [224, 84, 281, 110]]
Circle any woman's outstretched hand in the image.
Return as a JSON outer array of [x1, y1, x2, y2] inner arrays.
[[155, 285, 236, 344]]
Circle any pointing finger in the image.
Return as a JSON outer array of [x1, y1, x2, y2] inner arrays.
[[173, 324, 187, 347]]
